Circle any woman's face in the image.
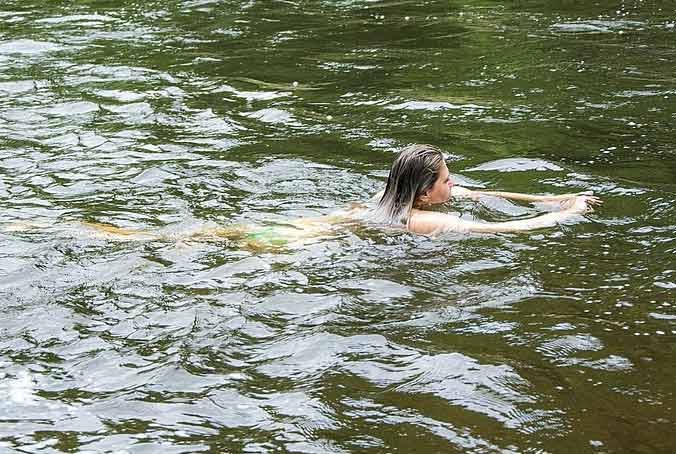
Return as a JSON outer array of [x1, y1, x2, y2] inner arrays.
[[424, 161, 454, 204]]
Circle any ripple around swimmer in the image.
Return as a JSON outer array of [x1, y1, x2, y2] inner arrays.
[[254, 333, 559, 431], [348, 353, 557, 431]]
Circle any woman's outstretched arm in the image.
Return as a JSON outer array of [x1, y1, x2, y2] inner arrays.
[[410, 194, 601, 234], [451, 186, 594, 203]]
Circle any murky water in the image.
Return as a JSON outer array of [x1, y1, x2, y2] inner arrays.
[[1, 1, 674, 452]]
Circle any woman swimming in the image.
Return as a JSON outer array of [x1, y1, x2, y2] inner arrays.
[[5, 144, 600, 245], [209, 142, 601, 242], [365, 144, 601, 234]]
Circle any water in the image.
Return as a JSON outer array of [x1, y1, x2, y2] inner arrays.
[[1, 1, 674, 452]]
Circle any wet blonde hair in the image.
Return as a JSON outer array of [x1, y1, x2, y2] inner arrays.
[[369, 144, 445, 225]]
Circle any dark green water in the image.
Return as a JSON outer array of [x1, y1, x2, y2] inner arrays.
[[1, 1, 675, 453]]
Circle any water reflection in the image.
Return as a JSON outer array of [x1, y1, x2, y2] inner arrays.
[[1, 0, 675, 452]]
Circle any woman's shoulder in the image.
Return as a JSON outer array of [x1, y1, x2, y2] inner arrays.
[[408, 209, 462, 235]]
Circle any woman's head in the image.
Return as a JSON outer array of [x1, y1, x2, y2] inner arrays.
[[370, 144, 453, 225]]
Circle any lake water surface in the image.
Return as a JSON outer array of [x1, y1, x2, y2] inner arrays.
[[1, 1, 675, 453]]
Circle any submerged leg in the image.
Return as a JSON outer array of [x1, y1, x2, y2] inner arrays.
[[79, 222, 159, 241], [3, 217, 342, 250]]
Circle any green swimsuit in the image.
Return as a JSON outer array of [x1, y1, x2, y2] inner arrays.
[[243, 226, 290, 246]]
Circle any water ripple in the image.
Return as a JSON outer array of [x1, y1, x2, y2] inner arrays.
[[1, 1, 674, 452]]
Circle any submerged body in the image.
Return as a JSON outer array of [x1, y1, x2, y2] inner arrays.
[[197, 180, 597, 247], [3, 144, 601, 247], [2, 188, 595, 248]]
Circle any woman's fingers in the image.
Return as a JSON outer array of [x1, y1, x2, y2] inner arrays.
[[558, 194, 602, 214]]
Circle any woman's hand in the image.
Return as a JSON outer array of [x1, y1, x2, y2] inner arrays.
[[451, 186, 481, 200], [451, 187, 603, 214], [560, 194, 603, 214]]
